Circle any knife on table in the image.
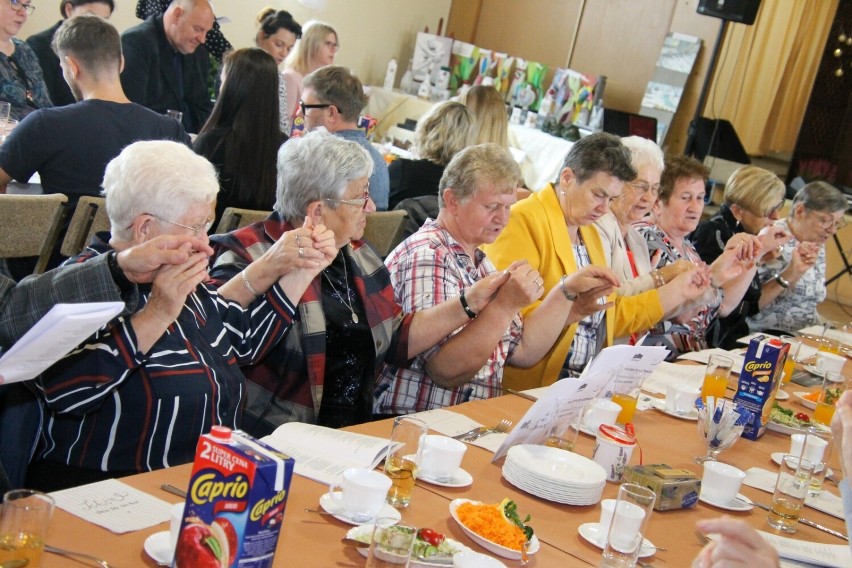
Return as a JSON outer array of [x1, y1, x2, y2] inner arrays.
[[750, 501, 848, 541]]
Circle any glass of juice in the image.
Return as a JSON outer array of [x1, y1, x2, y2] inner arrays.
[[383, 416, 426, 508], [814, 371, 847, 426], [544, 396, 580, 451], [0, 490, 55, 568], [779, 336, 802, 385], [701, 354, 733, 404]]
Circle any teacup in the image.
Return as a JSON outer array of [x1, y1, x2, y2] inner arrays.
[[598, 498, 617, 537], [701, 461, 745, 504], [583, 399, 621, 432], [328, 468, 392, 522], [816, 352, 845, 376], [419, 435, 466, 482], [665, 384, 699, 414]]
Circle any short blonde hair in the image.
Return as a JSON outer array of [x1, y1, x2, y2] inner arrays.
[[284, 20, 336, 75], [414, 101, 474, 166], [723, 166, 785, 216], [461, 86, 509, 149]]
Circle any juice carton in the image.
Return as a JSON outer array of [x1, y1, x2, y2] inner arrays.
[[733, 336, 789, 440], [173, 426, 294, 568]]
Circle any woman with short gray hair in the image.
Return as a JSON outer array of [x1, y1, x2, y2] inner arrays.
[[749, 181, 848, 333], [210, 130, 503, 432]]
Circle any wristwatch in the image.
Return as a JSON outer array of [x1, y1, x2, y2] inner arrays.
[[560, 275, 578, 301], [774, 273, 790, 289]]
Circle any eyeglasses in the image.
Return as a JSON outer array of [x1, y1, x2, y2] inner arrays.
[[325, 191, 371, 210], [299, 100, 333, 116], [148, 212, 214, 235], [628, 180, 660, 196], [9, 0, 35, 14], [324, 40, 340, 51], [808, 209, 848, 231]]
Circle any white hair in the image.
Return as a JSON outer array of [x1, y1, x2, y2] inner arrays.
[[103, 140, 219, 242]]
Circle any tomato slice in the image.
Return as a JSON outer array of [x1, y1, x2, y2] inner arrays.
[[416, 528, 445, 547]]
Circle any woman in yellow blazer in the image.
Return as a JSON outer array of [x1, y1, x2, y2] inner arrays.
[[482, 133, 710, 391]]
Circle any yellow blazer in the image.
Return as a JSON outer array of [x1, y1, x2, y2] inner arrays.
[[481, 184, 664, 391]]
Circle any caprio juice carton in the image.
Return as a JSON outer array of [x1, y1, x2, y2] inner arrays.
[[172, 426, 294, 568], [733, 336, 789, 440]]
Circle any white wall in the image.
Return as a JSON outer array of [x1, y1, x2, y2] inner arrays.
[[22, 0, 451, 86]]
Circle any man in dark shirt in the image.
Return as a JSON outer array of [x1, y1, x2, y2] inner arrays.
[[26, 0, 115, 107], [120, 0, 215, 133]]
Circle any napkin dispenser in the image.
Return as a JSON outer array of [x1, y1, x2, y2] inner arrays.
[[621, 464, 700, 511]]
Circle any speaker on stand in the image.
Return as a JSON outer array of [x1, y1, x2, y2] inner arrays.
[[683, 0, 762, 160]]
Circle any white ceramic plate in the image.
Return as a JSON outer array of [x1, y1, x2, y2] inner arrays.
[[792, 391, 817, 410], [577, 423, 598, 437], [346, 525, 472, 567], [451, 551, 508, 567], [766, 420, 830, 436], [804, 364, 825, 378], [319, 492, 401, 526], [775, 389, 790, 401], [448, 499, 540, 560], [698, 492, 753, 512], [650, 398, 698, 421], [419, 467, 473, 488], [576, 523, 656, 558], [143, 531, 172, 566]]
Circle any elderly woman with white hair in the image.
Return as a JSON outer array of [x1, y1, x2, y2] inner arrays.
[[27, 140, 334, 491], [210, 130, 504, 432]]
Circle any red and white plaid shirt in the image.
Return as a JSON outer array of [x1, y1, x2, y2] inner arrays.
[[374, 219, 523, 414]]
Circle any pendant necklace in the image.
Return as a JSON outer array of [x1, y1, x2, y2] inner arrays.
[[322, 252, 359, 323]]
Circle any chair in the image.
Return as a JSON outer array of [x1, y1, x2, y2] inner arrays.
[[362, 210, 408, 258], [60, 196, 110, 258], [392, 196, 438, 241], [215, 207, 272, 234], [0, 193, 68, 274]]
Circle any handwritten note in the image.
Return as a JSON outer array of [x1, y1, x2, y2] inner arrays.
[[51, 478, 172, 533]]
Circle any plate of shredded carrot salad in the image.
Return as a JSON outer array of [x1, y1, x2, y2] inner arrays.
[[449, 498, 539, 560]]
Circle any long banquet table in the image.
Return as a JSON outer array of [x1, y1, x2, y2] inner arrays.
[[40, 362, 850, 568]]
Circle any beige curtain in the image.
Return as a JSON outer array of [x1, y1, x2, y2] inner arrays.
[[705, 0, 838, 156]]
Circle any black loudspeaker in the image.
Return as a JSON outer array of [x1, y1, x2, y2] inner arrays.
[[601, 109, 657, 141], [692, 118, 751, 164], [696, 0, 762, 25]]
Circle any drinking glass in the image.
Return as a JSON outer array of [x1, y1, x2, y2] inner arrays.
[[700, 354, 733, 404], [1, 119, 18, 144], [0, 101, 10, 137], [791, 427, 833, 495], [0, 489, 55, 567], [767, 455, 814, 533], [695, 398, 748, 464], [779, 336, 802, 386], [544, 396, 580, 451], [166, 109, 183, 123], [383, 416, 426, 508], [609, 367, 642, 425], [814, 371, 847, 426], [600, 483, 655, 568], [365, 518, 416, 567]]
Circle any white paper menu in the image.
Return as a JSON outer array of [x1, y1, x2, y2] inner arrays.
[[51, 478, 172, 534], [491, 344, 669, 461], [0, 302, 123, 384], [758, 530, 852, 567]]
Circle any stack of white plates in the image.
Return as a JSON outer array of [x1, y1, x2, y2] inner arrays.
[[501, 444, 606, 505]]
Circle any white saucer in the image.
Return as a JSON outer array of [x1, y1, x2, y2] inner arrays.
[[143, 531, 172, 566], [319, 492, 401, 526], [804, 364, 825, 378], [577, 522, 656, 558], [770, 452, 834, 478], [699, 492, 753, 512], [775, 389, 790, 401], [419, 467, 473, 488], [578, 423, 598, 437], [650, 398, 698, 421]]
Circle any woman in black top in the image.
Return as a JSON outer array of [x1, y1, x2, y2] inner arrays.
[[691, 165, 790, 347], [194, 48, 286, 226]]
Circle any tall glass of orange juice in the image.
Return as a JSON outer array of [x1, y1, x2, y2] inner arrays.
[[779, 337, 802, 385], [701, 354, 733, 404], [814, 371, 848, 426], [608, 367, 643, 424], [383, 416, 426, 508]]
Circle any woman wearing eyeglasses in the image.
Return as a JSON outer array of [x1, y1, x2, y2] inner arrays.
[[0, 0, 52, 120], [691, 166, 792, 347], [281, 20, 338, 135], [210, 130, 503, 432], [747, 181, 848, 334]]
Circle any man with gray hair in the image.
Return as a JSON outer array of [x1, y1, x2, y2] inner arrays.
[[301, 65, 390, 210], [374, 143, 619, 416], [120, 0, 216, 132]]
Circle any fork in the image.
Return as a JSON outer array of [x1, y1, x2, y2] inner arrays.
[[463, 419, 513, 442], [44, 545, 113, 568]]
